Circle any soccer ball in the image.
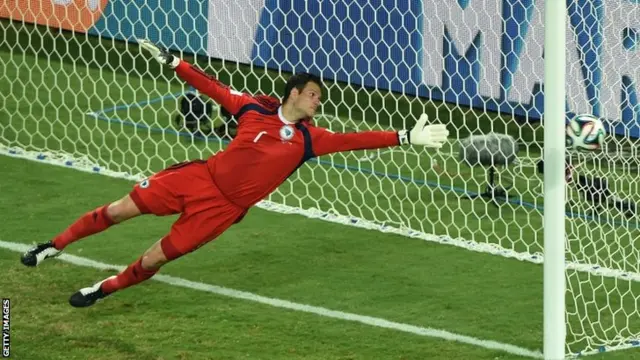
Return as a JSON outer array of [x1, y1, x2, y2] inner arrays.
[[566, 114, 606, 151]]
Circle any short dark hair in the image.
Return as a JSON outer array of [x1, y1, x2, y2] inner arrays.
[[282, 72, 323, 104]]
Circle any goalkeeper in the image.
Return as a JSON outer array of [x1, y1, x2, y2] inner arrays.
[[20, 39, 449, 308]]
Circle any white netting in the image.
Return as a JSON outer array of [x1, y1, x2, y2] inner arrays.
[[1, 0, 640, 357], [562, 0, 640, 356]]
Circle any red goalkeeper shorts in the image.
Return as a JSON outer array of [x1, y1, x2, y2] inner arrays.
[[129, 160, 247, 260]]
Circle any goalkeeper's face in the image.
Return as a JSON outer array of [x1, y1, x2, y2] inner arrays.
[[291, 82, 322, 118]]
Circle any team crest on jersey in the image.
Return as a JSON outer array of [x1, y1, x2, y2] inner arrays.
[[139, 179, 150, 189], [279, 125, 295, 141]]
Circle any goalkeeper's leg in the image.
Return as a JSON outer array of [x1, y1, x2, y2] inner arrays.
[[21, 161, 204, 267], [68, 189, 247, 308], [68, 236, 168, 308], [20, 195, 142, 267]]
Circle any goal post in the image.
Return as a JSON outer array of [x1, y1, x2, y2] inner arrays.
[[1, 0, 640, 358], [543, 0, 567, 359]]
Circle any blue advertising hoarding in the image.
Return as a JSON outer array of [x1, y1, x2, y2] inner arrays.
[[6, 0, 636, 137]]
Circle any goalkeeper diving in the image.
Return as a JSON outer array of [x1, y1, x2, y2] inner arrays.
[[20, 39, 449, 308]]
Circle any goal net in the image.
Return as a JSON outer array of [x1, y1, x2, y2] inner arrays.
[[1, 0, 639, 357]]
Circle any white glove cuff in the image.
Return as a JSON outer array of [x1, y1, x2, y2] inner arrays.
[[397, 130, 410, 145], [169, 56, 180, 69]]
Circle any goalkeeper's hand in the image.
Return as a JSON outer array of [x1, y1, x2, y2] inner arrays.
[[138, 39, 180, 69], [397, 114, 449, 148]]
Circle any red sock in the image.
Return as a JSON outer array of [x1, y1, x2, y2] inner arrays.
[[101, 258, 158, 294], [52, 205, 114, 250]]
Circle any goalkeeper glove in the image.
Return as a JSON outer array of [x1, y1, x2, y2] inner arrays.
[[397, 114, 449, 148], [138, 39, 180, 69]]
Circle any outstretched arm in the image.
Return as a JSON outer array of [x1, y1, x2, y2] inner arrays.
[[310, 114, 449, 157], [310, 127, 400, 156], [137, 39, 251, 115]]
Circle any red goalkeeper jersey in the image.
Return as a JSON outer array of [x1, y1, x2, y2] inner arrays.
[[174, 61, 400, 209]]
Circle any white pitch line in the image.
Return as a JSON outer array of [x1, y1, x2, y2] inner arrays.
[[0, 239, 542, 359]]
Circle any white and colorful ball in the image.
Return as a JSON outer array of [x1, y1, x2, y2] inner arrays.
[[566, 114, 606, 151]]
